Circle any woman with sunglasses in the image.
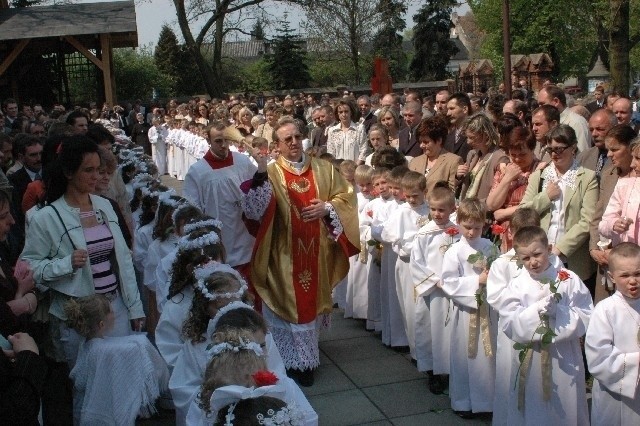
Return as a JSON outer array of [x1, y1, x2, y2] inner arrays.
[[520, 124, 599, 283]]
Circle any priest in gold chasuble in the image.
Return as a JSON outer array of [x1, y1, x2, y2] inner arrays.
[[242, 120, 359, 386]]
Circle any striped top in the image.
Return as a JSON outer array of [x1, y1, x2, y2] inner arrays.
[[81, 211, 117, 294]]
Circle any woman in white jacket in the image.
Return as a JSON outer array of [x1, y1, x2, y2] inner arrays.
[[22, 135, 144, 367]]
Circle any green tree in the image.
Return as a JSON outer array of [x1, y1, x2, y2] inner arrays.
[[175, 45, 206, 95], [113, 47, 173, 101], [154, 25, 180, 87], [266, 16, 311, 90], [409, 0, 458, 81], [371, 0, 408, 81], [469, 0, 598, 80]]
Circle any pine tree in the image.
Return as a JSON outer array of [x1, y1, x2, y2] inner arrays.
[[371, 0, 408, 81], [251, 19, 266, 40], [266, 16, 310, 90], [409, 0, 459, 81], [154, 25, 180, 80]]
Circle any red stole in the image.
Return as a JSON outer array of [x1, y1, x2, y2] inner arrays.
[[282, 167, 321, 323], [204, 150, 234, 169]]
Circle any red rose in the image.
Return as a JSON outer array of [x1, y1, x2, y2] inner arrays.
[[491, 224, 506, 235], [367, 210, 373, 218], [445, 226, 459, 236], [557, 270, 570, 281], [252, 370, 279, 387]]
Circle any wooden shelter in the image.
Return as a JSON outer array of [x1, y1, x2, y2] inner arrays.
[[0, 1, 137, 106], [458, 59, 494, 94], [511, 53, 554, 92]]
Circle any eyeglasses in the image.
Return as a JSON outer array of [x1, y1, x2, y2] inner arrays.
[[547, 145, 571, 155], [280, 134, 303, 145]]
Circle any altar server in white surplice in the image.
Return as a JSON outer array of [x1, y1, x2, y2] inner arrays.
[[501, 226, 592, 425], [586, 242, 640, 426], [410, 183, 458, 395], [381, 171, 430, 358], [441, 198, 497, 415], [183, 123, 257, 276]]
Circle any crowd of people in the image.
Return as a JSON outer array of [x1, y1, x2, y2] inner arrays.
[[1, 81, 640, 425]]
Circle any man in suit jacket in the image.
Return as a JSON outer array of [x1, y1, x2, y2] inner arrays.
[[9, 135, 42, 250], [578, 109, 616, 179], [443, 93, 472, 161], [357, 95, 377, 135], [585, 87, 605, 114], [311, 105, 334, 150], [398, 101, 423, 158]]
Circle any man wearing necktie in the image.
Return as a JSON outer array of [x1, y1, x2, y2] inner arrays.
[[443, 93, 472, 161], [586, 86, 605, 114]]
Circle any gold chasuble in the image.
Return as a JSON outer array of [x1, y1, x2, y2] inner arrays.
[[251, 156, 360, 324]]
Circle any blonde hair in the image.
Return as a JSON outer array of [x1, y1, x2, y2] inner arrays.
[[198, 329, 267, 414], [428, 182, 455, 207], [354, 164, 373, 184], [251, 136, 269, 149], [401, 170, 426, 192], [339, 160, 357, 176], [457, 198, 486, 223], [463, 113, 499, 146], [64, 295, 111, 339]]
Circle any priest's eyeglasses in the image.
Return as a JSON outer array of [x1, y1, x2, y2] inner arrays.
[[281, 133, 304, 145]]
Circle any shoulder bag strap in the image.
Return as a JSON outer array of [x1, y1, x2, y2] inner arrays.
[[49, 204, 77, 250]]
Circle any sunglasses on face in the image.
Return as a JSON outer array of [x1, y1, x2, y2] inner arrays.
[[547, 145, 571, 155]]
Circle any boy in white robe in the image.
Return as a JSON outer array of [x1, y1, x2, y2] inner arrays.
[[441, 198, 497, 416], [488, 210, 564, 425], [345, 165, 374, 319], [371, 167, 409, 349], [381, 171, 429, 358], [586, 242, 640, 426], [410, 183, 458, 394], [501, 226, 592, 425], [360, 168, 393, 332]]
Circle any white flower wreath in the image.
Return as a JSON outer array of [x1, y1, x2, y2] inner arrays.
[[193, 263, 248, 302], [177, 231, 220, 251], [183, 218, 224, 234], [208, 301, 255, 334]]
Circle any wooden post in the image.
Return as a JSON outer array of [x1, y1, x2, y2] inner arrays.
[[100, 34, 116, 106]]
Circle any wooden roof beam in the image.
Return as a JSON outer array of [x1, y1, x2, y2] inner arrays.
[[0, 38, 30, 77], [63, 35, 103, 70]]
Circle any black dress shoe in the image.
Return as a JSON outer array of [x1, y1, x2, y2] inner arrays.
[[297, 369, 315, 387], [427, 372, 447, 395], [454, 410, 475, 419], [392, 345, 410, 354]]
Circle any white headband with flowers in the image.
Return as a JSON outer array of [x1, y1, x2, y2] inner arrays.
[[183, 218, 223, 235], [208, 301, 254, 334], [177, 231, 220, 252], [193, 263, 248, 302]]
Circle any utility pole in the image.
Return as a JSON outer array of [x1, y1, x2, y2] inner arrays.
[[502, 0, 512, 98]]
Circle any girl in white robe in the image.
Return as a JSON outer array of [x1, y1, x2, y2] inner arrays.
[[155, 221, 225, 371], [586, 242, 640, 426], [65, 295, 169, 425], [184, 333, 317, 426], [169, 263, 285, 425]]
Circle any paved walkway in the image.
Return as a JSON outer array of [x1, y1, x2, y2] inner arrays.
[[147, 176, 490, 425], [306, 310, 490, 426]]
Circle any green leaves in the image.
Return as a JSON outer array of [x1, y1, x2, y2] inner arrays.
[[467, 252, 485, 265]]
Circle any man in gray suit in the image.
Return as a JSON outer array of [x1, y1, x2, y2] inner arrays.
[[578, 109, 616, 180]]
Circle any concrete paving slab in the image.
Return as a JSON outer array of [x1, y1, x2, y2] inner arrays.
[[308, 389, 386, 426], [390, 411, 491, 425], [320, 316, 374, 342], [362, 379, 449, 418], [301, 362, 357, 397], [337, 354, 424, 388], [321, 336, 395, 363]]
